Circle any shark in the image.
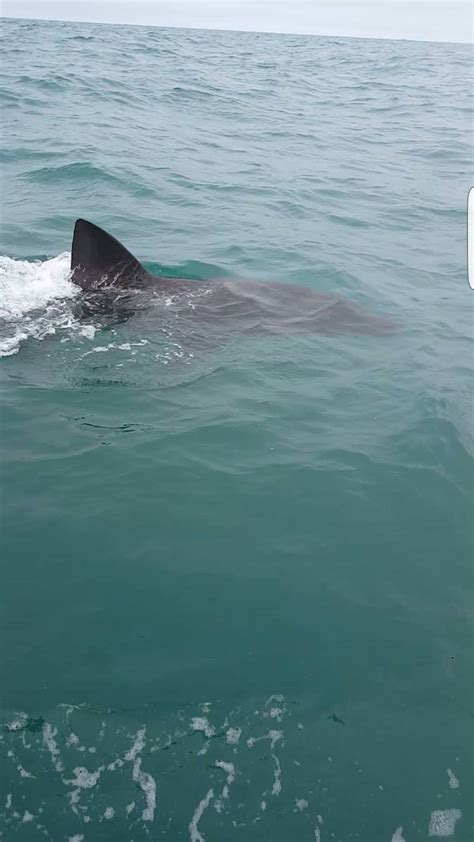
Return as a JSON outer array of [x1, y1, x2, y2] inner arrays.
[[70, 218, 397, 340]]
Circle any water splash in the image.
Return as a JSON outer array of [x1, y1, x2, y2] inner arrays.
[[0, 252, 81, 356]]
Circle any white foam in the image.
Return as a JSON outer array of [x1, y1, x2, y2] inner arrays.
[[295, 798, 308, 812], [126, 730, 156, 822], [0, 253, 80, 356], [447, 768, 459, 789], [68, 789, 81, 814], [64, 765, 105, 817], [215, 761, 235, 800], [268, 729, 283, 749], [247, 728, 283, 750], [226, 727, 241, 745], [125, 728, 146, 762], [104, 806, 114, 819], [197, 743, 209, 756], [247, 729, 284, 798], [66, 765, 105, 789], [391, 827, 405, 842], [79, 325, 96, 339], [0, 253, 75, 320], [189, 788, 214, 842], [17, 763, 35, 779], [42, 723, 64, 774], [264, 695, 287, 722], [429, 809, 462, 837], [131, 756, 156, 822], [191, 717, 215, 739], [117, 340, 148, 350], [79, 338, 148, 359], [271, 755, 282, 796], [5, 712, 28, 732]]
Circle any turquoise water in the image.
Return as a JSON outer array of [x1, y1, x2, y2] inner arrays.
[[1, 16, 473, 841]]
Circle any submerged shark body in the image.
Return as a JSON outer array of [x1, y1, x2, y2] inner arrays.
[[70, 218, 396, 339]]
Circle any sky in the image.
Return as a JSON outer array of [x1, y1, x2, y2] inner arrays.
[[1, 0, 472, 44]]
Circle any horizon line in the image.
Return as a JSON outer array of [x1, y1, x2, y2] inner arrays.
[[1, 13, 472, 47]]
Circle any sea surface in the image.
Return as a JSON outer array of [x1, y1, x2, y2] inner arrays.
[[0, 16, 473, 842]]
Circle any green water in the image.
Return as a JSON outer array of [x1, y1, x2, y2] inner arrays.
[[0, 17, 473, 842]]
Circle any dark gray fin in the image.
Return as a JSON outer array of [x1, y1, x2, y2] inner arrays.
[[70, 219, 153, 289]]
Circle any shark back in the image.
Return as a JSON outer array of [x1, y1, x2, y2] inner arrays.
[[71, 218, 154, 289]]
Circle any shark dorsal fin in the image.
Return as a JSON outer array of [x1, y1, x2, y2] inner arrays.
[[71, 219, 151, 289]]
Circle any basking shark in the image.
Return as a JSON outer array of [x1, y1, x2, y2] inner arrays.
[[70, 218, 396, 339]]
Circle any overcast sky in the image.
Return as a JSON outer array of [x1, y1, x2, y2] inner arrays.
[[2, 0, 472, 43]]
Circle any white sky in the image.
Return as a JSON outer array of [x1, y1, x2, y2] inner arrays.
[[2, 0, 472, 44]]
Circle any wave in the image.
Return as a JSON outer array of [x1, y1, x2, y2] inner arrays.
[[0, 253, 84, 357], [22, 162, 126, 186]]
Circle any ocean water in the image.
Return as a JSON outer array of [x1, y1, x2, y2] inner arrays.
[[0, 15, 473, 841]]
